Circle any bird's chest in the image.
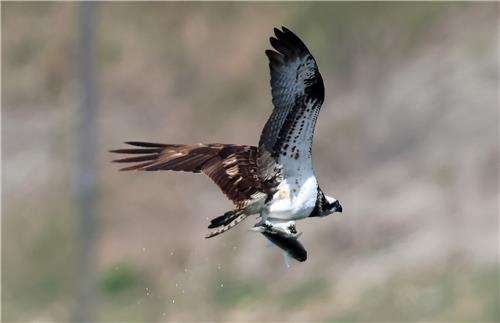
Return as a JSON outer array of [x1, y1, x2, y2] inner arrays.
[[266, 174, 318, 220]]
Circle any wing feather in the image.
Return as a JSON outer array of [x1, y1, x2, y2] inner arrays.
[[258, 27, 325, 183], [111, 142, 262, 206]]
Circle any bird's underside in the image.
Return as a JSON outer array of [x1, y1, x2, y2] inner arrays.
[[111, 27, 341, 262]]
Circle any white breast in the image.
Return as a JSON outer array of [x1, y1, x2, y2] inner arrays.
[[267, 172, 318, 221]]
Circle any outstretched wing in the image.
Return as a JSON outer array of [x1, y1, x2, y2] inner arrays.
[[110, 142, 263, 207], [258, 27, 325, 183]]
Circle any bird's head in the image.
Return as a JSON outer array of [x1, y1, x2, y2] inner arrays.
[[323, 196, 342, 215], [309, 189, 342, 217], [309, 191, 343, 218]]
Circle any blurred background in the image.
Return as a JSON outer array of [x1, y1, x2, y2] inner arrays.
[[2, 2, 499, 322]]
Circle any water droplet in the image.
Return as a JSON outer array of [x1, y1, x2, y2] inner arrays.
[[162, 312, 166, 316], [172, 299, 175, 304], [181, 289, 185, 294], [220, 283, 224, 288], [175, 283, 178, 288], [142, 247, 146, 252], [217, 264, 222, 270], [170, 251, 174, 256]]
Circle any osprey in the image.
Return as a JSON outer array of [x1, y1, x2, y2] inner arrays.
[[111, 27, 342, 262]]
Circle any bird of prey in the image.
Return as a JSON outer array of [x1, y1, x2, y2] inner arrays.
[[111, 27, 343, 262]]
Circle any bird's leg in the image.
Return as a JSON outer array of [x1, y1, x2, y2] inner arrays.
[[272, 221, 302, 239], [252, 209, 271, 229], [251, 219, 273, 233], [251, 218, 302, 239], [287, 222, 298, 235]]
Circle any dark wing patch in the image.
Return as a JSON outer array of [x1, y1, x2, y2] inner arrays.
[[110, 142, 262, 207], [258, 27, 325, 183]]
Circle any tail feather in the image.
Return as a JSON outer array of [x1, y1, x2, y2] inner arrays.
[[208, 210, 242, 229], [205, 212, 249, 239]]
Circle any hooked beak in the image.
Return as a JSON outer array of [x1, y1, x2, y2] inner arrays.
[[332, 200, 343, 213]]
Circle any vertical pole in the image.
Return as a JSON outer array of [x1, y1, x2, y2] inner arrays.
[[73, 2, 97, 322]]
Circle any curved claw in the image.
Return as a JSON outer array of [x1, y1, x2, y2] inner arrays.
[[251, 220, 302, 239]]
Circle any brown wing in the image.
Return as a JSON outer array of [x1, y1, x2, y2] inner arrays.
[[110, 141, 263, 207]]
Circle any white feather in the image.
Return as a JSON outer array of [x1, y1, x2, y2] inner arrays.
[[267, 174, 317, 221]]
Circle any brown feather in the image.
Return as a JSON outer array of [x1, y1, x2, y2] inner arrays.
[[112, 154, 158, 163], [109, 148, 162, 154], [110, 142, 263, 206], [205, 213, 249, 238]]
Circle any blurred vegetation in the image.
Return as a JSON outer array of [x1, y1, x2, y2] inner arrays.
[[328, 266, 499, 322], [211, 278, 264, 308], [3, 208, 76, 321], [99, 262, 141, 295], [280, 277, 330, 308], [2, 2, 498, 322]]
